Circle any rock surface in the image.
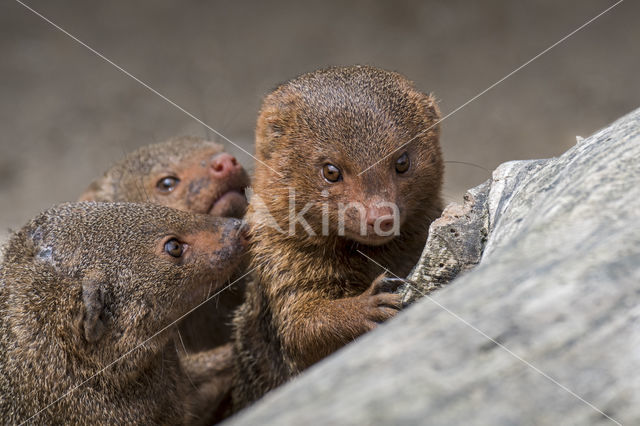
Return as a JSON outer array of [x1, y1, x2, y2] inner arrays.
[[226, 107, 640, 425], [401, 179, 489, 304]]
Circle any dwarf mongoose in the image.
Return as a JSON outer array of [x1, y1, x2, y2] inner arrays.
[[232, 65, 444, 408], [79, 136, 251, 352], [0, 202, 246, 423], [79, 136, 249, 219]]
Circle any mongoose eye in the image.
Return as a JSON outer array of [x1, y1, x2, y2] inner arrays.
[[164, 239, 184, 257], [322, 164, 342, 183], [395, 153, 410, 174], [157, 176, 180, 193]]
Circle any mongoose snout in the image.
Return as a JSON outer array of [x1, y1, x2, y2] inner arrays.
[[199, 217, 249, 271], [210, 152, 242, 178], [206, 152, 248, 218]]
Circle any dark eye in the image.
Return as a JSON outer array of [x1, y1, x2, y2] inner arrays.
[[156, 176, 180, 193], [164, 239, 183, 257], [395, 153, 410, 174], [322, 164, 342, 183]]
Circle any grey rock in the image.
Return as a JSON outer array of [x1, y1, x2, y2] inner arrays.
[[402, 180, 490, 304], [226, 107, 640, 426]]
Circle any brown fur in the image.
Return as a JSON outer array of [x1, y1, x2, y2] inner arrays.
[[181, 344, 235, 425], [78, 136, 251, 352], [0, 202, 246, 423], [79, 136, 249, 220], [232, 65, 444, 409], [78, 138, 251, 422]]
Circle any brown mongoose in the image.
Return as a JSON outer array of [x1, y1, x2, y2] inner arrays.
[[79, 135, 250, 219], [79, 136, 251, 352], [232, 65, 444, 408], [0, 202, 246, 423]]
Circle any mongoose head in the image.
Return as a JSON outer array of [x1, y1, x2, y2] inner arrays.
[[253, 65, 443, 246], [79, 136, 250, 218], [0, 202, 247, 369]]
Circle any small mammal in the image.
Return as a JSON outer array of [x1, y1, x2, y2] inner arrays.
[[79, 136, 251, 352], [0, 202, 246, 423], [80, 135, 250, 219], [232, 65, 444, 408]]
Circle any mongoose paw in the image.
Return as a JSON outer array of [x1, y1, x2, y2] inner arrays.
[[360, 274, 404, 326], [369, 275, 410, 294]]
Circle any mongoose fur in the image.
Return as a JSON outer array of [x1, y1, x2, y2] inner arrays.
[[79, 136, 249, 220], [0, 202, 246, 423], [79, 136, 251, 352], [232, 65, 444, 409]]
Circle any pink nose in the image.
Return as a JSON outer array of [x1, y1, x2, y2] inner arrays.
[[373, 216, 395, 233], [210, 153, 240, 178], [366, 206, 396, 233]]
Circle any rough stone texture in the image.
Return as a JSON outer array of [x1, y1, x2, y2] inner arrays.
[[225, 108, 640, 426], [402, 180, 489, 304]]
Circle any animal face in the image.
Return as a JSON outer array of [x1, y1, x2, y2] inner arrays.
[[253, 66, 443, 245], [9, 203, 247, 359], [80, 137, 250, 219]]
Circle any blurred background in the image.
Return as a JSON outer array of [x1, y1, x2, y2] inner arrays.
[[1, 0, 638, 242]]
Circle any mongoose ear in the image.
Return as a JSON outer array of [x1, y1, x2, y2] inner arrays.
[[256, 92, 299, 160], [78, 176, 111, 202], [419, 92, 441, 123], [410, 91, 441, 143], [81, 275, 107, 343], [256, 106, 285, 161]]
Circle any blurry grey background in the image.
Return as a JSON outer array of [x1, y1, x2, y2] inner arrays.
[[1, 0, 638, 242]]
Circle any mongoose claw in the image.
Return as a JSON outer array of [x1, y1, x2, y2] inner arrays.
[[371, 275, 410, 294]]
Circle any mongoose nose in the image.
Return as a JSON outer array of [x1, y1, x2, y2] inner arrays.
[[374, 217, 395, 233], [223, 218, 250, 245], [366, 206, 396, 234], [211, 153, 240, 178]]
